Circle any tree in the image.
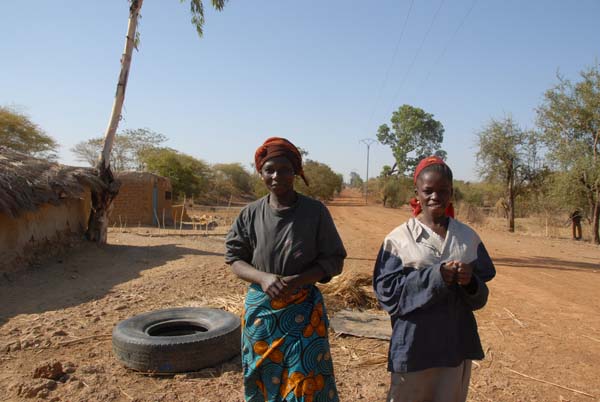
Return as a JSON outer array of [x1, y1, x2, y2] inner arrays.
[[295, 160, 343, 201], [72, 128, 166, 171], [140, 147, 211, 199], [536, 64, 600, 244], [211, 163, 253, 201], [349, 171, 364, 188], [377, 104, 446, 175], [476, 116, 539, 232], [382, 176, 412, 208], [250, 172, 269, 199], [0, 106, 58, 159], [88, 0, 228, 243]]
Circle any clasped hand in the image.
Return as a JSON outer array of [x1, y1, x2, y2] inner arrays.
[[260, 273, 301, 299], [441, 261, 473, 286]]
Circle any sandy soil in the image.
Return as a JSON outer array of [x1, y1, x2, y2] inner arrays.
[[1, 189, 599, 402]]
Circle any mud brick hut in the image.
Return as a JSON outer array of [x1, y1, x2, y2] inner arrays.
[[109, 171, 173, 227], [0, 147, 105, 273]]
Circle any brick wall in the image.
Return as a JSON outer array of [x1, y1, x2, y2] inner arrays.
[[109, 172, 173, 226]]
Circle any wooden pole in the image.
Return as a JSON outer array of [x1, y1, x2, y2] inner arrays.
[[179, 195, 186, 232], [86, 0, 142, 244], [153, 207, 160, 234], [99, 0, 143, 170]]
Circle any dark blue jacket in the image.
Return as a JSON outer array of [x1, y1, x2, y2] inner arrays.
[[373, 218, 495, 373]]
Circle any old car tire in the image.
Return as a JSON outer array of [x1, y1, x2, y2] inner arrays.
[[112, 307, 241, 373]]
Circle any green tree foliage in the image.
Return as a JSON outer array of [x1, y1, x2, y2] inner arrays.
[[476, 116, 540, 232], [536, 64, 600, 243], [72, 128, 166, 171], [380, 165, 394, 176], [452, 180, 504, 223], [295, 160, 343, 201], [187, 0, 228, 37], [349, 171, 364, 188], [377, 175, 413, 208], [377, 104, 446, 175], [250, 172, 269, 199], [211, 163, 253, 200], [515, 168, 563, 220], [453, 181, 484, 207], [0, 106, 58, 159], [140, 147, 210, 199]]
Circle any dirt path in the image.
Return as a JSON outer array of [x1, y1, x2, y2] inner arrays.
[[1, 189, 599, 401]]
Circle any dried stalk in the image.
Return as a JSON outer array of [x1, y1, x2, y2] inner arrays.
[[582, 334, 600, 343], [505, 368, 595, 398], [58, 334, 112, 346], [119, 387, 134, 401], [503, 307, 526, 328]]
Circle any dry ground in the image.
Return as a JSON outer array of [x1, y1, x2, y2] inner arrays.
[[1, 189, 599, 402]]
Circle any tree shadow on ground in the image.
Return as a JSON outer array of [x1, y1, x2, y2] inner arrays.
[[0, 242, 223, 325], [495, 256, 599, 273]]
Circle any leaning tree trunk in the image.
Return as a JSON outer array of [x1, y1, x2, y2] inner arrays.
[[87, 0, 143, 243]]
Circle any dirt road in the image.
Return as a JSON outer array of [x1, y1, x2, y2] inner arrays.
[[1, 189, 599, 401]]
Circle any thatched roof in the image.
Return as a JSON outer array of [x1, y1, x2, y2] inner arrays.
[[0, 146, 106, 218]]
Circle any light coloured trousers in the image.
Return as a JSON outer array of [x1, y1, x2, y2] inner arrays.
[[387, 360, 472, 402]]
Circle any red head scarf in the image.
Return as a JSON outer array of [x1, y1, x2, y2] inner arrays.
[[254, 137, 309, 186], [409, 156, 455, 218]]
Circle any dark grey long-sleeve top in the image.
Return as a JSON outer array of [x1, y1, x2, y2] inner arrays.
[[225, 193, 346, 282]]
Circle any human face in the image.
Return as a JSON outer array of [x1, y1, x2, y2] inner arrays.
[[415, 170, 453, 220], [260, 156, 296, 196]]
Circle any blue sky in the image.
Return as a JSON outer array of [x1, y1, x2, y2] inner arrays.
[[2, 1, 599, 181]]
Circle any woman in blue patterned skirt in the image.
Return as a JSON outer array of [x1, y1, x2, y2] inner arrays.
[[225, 137, 346, 402]]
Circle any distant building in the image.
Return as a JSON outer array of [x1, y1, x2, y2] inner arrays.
[[109, 171, 173, 227], [0, 147, 104, 273]]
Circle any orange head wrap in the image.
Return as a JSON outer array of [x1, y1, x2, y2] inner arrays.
[[409, 156, 455, 218], [254, 137, 309, 186]]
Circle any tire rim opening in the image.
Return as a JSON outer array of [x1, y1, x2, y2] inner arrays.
[[146, 320, 208, 337]]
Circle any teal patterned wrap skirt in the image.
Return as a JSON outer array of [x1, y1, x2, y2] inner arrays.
[[242, 283, 339, 402]]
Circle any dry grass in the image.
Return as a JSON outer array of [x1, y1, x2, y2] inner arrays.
[[188, 205, 243, 228], [321, 273, 379, 310], [478, 214, 593, 241], [186, 294, 245, 316], [455, 203, 487, 225]]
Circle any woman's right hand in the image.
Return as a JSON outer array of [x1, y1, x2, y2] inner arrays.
[[440, 261, 458, 285], [260, 273, 286, 299], [456, 262, 474, 286]]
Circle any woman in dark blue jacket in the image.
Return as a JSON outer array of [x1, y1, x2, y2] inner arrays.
[[373, 156, 495, 402]]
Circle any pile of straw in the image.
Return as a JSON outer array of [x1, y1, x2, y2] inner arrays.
[[322, 273, 379, 309]]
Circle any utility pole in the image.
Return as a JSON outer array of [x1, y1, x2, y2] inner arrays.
[[359, 138, 377, 205]]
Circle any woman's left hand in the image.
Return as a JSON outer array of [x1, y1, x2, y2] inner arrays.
[[260, 273, 287, 299], [279, 274, 301, 296]]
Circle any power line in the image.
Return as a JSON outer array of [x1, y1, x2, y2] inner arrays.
[[417, 0, 478, 91], [365, 0, 415, 133], [389, 0, 446, 110]]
